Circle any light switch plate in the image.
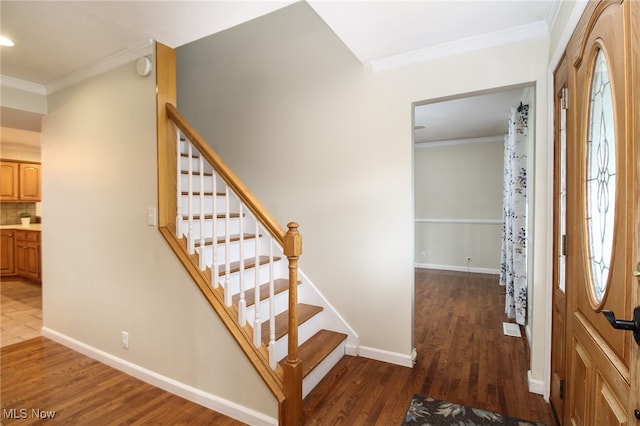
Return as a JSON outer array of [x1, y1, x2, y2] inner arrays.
[[147, 207, 157, 226]]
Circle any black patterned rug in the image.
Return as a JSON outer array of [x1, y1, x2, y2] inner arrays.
[[403, 394, 547, 425]]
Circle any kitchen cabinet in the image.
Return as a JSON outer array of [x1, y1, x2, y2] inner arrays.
[[0, 230, 15, 276], [19, 163, 41, 201], [14, 230, 41, 282], [0, 161, 41, 201], [0, 162, 19, 201]]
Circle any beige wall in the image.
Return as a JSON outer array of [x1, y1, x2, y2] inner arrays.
[[176, 1, 552, 383], [414, 140, 504, 271], [0, 127, 41, 162], [41, 58, 276, 419]]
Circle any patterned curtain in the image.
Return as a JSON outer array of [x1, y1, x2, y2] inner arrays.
[[500, 104, 529, 325]]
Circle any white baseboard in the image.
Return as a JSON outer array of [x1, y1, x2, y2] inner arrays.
[[415, 263, 499, 275], [357, 345, 414, 367], [41, 327, 277, 426], [527, 370, 544, 395]]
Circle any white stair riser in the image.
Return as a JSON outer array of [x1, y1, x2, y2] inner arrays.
[[215, 262, 288, 295], [244, 289, 290, 325], [179, 195, 241, 215], [302, 340, 346, 398], [197, 239, 259, 266], [272, 312, 324, 363], [180, 157, 213, 175], [179, 175, 217, 194], [180, 219, 242, 241]]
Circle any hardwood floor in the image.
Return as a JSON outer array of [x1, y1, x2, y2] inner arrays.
[[1, 270, 556, 425], [1, 338, 244, 425], [302, 269, 556, 425]]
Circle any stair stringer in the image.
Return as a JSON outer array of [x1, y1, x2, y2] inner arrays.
[[158, 224, 286, 405]]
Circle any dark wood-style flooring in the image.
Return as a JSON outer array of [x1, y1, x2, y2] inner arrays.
[[1, 270, 556, 425], [303, 269, 556, 424]]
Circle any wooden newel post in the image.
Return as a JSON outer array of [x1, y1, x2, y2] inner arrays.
[[282, 222, 302, 426]]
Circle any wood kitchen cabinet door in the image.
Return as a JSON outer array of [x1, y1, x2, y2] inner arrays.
[[19, 163, 41, 201], [15, 231, 40, 281], [0, 230, 15, 276], [1, 161, 19, 201]]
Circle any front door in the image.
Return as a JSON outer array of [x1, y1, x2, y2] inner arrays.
[[561, 1, 639, 425]]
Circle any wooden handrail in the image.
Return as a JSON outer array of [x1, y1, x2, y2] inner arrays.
[[166, 103, 286, 246]]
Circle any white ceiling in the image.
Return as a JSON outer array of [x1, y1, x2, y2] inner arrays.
[[414, 87, 527, 144], [0, 0, 557, 140]]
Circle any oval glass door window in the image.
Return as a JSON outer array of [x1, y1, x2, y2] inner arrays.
[[586, 48, 616, 304]]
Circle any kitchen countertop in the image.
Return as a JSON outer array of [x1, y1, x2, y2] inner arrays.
[[0, 223, 42, 231]]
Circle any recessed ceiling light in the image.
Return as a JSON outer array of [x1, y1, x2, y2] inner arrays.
[[0, 36, 15, 47]]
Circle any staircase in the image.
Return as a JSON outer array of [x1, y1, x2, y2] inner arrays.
[[155, 43, 354, 425]]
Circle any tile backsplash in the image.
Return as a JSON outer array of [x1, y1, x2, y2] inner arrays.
[[1, 202, 39, 225]]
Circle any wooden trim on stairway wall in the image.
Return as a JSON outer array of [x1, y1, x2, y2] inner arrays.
[[156, 42, 177, 229], [155, 41, 287, 418]]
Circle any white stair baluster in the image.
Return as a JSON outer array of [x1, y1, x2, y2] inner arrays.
[[253, 219, 261, 348], [212, 173, 219, 288], [268, 238, 276, 368], [224, 186, 231, 307], [187, 142, 195, 255], [198, 156, 206, 270], [238, 204, 246, 326], [175, 132, 182, 237]]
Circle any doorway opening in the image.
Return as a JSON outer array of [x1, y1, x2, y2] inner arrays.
[[412, 84, 535, 328]]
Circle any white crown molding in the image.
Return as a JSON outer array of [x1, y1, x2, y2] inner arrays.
[[371, 20, 548, 72], [0, 75, 47, 96], [45, 39, 155, 95], [545, 0, 562, 32], [415, 135, 504, 149]]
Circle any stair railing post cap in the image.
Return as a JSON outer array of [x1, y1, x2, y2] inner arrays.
[[284, 222, 302, 257]]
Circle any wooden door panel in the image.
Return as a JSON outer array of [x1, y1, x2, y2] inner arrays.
[[594, 374, 627, 426], [569, 337, 590, 425], [551, 291, 566, 415]]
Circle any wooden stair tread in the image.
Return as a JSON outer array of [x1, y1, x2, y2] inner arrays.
[[281, 330, 347, 378], [218, 256, 281, 276], [232, 278, 301, 307], [261, 304, 323, 344], [180, 191, 225, 197], [197, 233, 259, 246], [180, 152, 200, 159], [180, 170, 214, 177], [182, 213, 242, 220]]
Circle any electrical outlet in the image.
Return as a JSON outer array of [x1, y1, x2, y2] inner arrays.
[[421, 251, 426, 259], [121, 331, 129, 349]]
